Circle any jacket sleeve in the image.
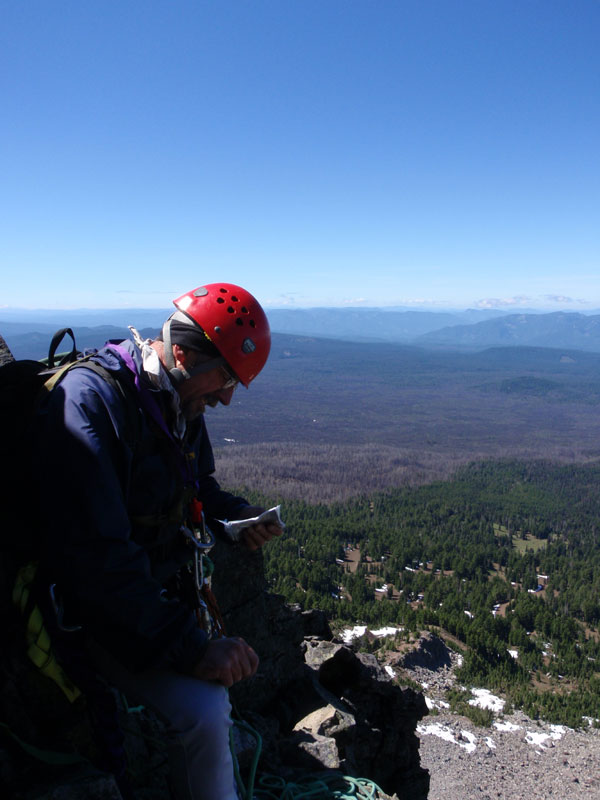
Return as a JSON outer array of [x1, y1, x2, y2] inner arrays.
[[192, 416, 251, 529], [32, 367, 208, 674]]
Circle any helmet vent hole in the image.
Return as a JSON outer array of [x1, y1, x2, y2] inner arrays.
[[241, 306, 248, 314], [227, 306, 235, 314], [217, 297, 225, 304], [231, 295, 238, 302], [249, 320, 256, 328], [235, 318, 244, 326], [219, 288, 228, 294]]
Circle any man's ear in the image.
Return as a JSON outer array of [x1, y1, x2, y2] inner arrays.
[[173, 344, 193, 369]]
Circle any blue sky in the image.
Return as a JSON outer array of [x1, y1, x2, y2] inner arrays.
[[2, 0, 599, 311]]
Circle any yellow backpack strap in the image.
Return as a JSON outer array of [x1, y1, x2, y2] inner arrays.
[[40, 353, 95, 393], [12, 563, 81, 704], [40, 361, 77, 392]]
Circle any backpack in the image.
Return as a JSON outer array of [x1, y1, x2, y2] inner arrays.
[[0, 329, 138, 797], [0, 328, 140, 561], [0, 328, 83, 559], [0, 325, 144, 639], [0, 327, 111, 639]]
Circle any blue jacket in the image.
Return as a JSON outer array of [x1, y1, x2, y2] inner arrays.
[[31, 339, 249, 673]]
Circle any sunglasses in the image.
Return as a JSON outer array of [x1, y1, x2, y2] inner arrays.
[[220, 365, 239, 390]]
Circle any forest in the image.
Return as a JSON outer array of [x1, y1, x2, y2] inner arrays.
[[233, 459, 600, 728], [210, 335, 600, 503]]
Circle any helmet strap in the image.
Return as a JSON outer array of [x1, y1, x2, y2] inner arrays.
[[161, 319, 186, 382], [161, 319, 225, 383]]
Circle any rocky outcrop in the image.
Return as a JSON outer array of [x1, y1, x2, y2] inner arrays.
[[398, 631, 452, 671], [212, 538, 430, 799], [296, 642, 429, 798], [0, 509, 429, 799], [0, 333, 13, 367]]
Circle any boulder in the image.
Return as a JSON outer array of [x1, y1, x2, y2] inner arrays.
[[400, 631, 451, 670], [0, 333, 13, 367]]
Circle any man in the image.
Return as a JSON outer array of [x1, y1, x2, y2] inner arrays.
[[31, 283, 282, 800]]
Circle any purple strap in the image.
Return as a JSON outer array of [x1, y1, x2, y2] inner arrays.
[[108, 343, 197, 487]]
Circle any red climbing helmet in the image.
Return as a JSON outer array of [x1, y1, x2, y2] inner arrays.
[[172, 283, 271, 387]]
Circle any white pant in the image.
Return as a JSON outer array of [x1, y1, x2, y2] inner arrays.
[[87, 641, 238, 800]]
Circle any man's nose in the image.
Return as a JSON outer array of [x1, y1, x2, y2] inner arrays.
[[216, 386, 235, 406]]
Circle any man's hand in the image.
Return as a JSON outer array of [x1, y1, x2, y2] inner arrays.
[[192, 637, 259, 688], [237, 505, 284, 551]]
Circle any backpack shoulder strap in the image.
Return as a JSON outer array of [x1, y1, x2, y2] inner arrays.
[[67, 359, 143, 449]]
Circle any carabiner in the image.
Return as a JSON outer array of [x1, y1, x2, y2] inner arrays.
[[49, 583, 82, 633], [181, 524, 215, 552]]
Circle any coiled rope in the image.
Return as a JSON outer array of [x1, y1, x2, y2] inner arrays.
[[231, 717, 388, 800]]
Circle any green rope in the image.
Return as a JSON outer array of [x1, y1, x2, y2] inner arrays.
[[230, 715, 387, 800], [230, 718, 262, 799], [252, 773, 384, 799]]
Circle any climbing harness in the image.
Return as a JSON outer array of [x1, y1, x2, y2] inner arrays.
[[182, 498, 226, 636]]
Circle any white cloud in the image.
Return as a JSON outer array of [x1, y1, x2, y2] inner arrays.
[[474, 294, 593, 310], [265, 293, 303, 306], [115, 290, 174, 295], [474, 296, 531, 309], [543, 294, 588, 306]]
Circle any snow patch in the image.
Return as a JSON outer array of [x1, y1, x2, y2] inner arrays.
[[417, 723, 476, 752], [420, 716, 567, 755], [371, 626, 400, 637], [523, 724, 564, 749], [341, 625, 366, 643], [342, 625, 401, 643], [494, 720, 521, 732], [525, 730, 555, 748], [468, 688, 505, 713], [425, 696, 450, 711], [460, 730, 477, 752]]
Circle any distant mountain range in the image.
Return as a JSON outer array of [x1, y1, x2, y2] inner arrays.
[[1, 325, 160, 361], [264, 307, 512, 341], [416, 311, 600, 352], [3, 307, 600, 359]]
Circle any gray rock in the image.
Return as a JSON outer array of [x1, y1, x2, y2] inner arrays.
[[284, 724, 341, 770], [301, 609, 333, 639], [304, 639, 345, 670], [0, 333, 14, 367], [400, 632, 451, 670]]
